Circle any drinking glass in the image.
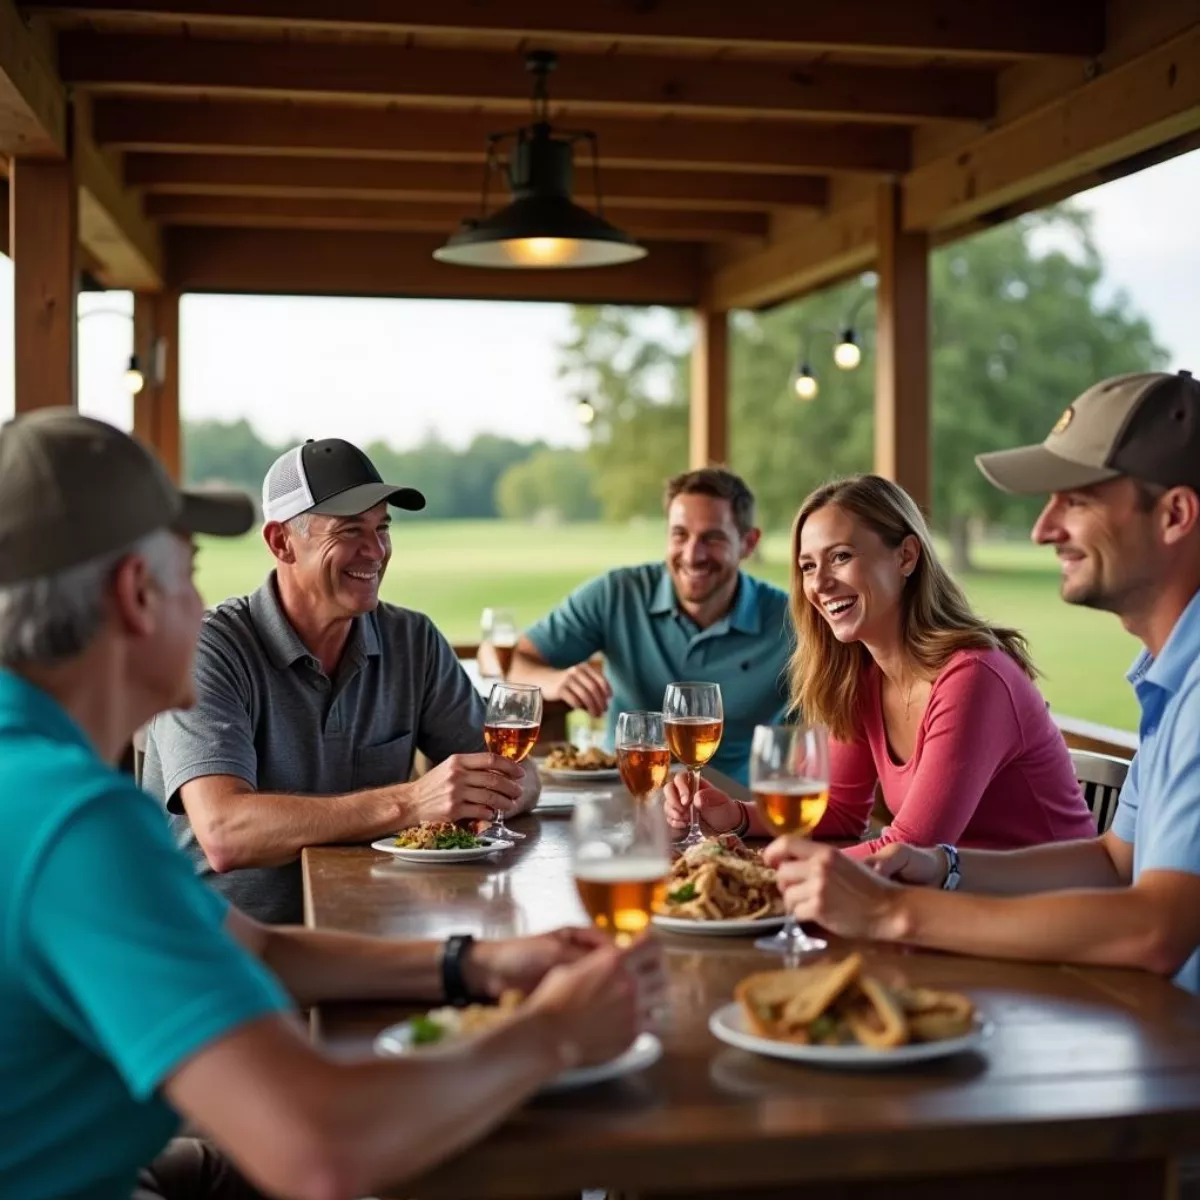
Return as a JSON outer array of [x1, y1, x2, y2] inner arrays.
[[483, 682, 541, 842], [480, 607, 518, 680], [662, 682, 723, 849], [616, 711, 670, 802], [571, 790, 671, 946], [749, 723, 832, 964]]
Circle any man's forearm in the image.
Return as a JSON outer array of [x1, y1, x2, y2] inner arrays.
[[189, 784, 415, 872], [886, 884, 1167, 974], [507, 650, 560, 691], [955, 837, 1124, 895]]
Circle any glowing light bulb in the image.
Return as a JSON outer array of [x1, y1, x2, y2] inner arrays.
[[505, 237, 579, 267], [576, 399, 597, 425], [123, 355, 145, 396], [834, 337, 862, 371], [794, 368, 819, 401]]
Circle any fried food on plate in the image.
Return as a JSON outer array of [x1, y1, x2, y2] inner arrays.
[[544, 743, 618, 771], [393, 821, 484, 850], [658, 834, 783, 921], [734, 954, 975, 1050]]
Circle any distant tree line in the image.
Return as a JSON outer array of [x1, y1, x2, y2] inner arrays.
[[184, 421, 601, 523]]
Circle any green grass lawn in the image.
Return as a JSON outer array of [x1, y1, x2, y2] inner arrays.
[[197, 520, 1141, 731]]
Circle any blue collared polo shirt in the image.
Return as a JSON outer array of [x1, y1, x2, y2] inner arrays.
[[525, 562, 792, 783], [0, 670, 289, 1200], [1112, 588, 1200, 994]]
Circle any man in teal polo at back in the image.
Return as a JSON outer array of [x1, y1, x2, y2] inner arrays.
[[509, 467, 792, 783]]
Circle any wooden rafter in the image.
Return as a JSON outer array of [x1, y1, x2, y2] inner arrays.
[[58, 33, 995, 124], [144, 193, 769, 242], [123, 154, 830, 211], [165, 226, 706, 304], [22, 0, 1107, 59], [93, 99, 912, 174], [0, 0, 66, 157]]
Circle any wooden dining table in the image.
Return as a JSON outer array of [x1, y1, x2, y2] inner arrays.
[[303, 768, 1200, 1200]]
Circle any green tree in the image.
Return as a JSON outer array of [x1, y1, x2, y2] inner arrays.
[[183, 418, 282, 493], [560, 207, 1167, 567], [495, 448, 600, 522]]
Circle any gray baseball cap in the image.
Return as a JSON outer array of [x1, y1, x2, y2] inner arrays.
[[0, 409, 255, 586], [976, 370, 1200, 495]]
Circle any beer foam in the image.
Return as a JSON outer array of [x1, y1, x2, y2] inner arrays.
[[573, 856, 669, 883]]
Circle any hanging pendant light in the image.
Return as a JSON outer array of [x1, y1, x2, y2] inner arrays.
[[434, 51, 646, 270]]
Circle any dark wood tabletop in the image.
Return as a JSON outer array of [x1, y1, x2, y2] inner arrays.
[[303, 769, 1200, 1200]]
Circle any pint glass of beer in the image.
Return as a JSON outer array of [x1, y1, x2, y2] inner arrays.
[[571, 792, 670, 945]]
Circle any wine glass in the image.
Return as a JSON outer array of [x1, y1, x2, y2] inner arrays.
[[749, 723, 832, 964], [482, 682, 541, 842], [616, 711, 670, 803], [571, 790, 670, 946], [480, 607, 518, 680], [662, 682, 723, 849]]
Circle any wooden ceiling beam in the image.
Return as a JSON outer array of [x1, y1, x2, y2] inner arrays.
[[0, 0, 67, 157], [905, 21, 1200, 232], [124, 153, 829, 211], [165, 226, 706, 304], [58, 33, 994, 124], [94, 99, 912, 174], [23, 0, 1106, 59], [144, 193, 768, 241]]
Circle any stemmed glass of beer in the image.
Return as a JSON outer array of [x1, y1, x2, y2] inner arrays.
[[749, 723, 831, 964], [616, 711, 671, 802], [482, 682, 541, 842], [662, 682, 723, 848], [571, 792, 670, 945], [480, 607, 518, 680]]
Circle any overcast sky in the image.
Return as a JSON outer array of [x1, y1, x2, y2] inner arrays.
[[1, 148, 1197, 448]]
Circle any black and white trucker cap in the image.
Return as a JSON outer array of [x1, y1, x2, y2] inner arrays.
[[262, 438, 426, 524]]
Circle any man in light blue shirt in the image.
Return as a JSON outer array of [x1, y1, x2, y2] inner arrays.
[[510, 467, 791, 783], [759, 371, 1200, 995]]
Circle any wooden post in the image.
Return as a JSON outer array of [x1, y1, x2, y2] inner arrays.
[[131, 290, 181, 480], [690, 307, 729, 468], [10, 158, 78, 413], [874, 181, 930, 512]]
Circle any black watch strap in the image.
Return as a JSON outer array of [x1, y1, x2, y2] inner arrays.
[[441, 933, 478, 1007]]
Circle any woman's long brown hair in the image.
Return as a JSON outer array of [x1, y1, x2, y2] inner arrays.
[[788, 475, 1036, 742]]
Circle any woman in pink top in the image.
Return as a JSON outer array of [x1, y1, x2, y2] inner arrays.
[[664, 474, 1094, 854]]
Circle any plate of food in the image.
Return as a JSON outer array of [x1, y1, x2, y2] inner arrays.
[[371, 822, 513, 863], [374, 991, 662, 1092], [538, 743, 621, 782], [709, 953, 989, 1068], [651, 834, 786, 935]]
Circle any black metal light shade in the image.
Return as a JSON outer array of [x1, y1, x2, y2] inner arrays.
[[435, 55, 646, 270]]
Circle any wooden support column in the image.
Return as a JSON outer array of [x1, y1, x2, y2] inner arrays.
[[874, 181, 930, 513], [690, 307, 729, 468], [10, 158, 78, 412], [132, 288, 181, 480]]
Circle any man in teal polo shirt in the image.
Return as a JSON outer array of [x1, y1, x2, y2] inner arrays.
[[510, 467, 792, 783], [0, 412, 659, 1200]]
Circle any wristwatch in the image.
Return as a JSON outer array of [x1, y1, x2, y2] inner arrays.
[[937, 843, 961, 891], [441, 933, 482, 1007]]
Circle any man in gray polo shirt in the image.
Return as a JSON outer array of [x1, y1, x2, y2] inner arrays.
[[143, 437, 539, 923]]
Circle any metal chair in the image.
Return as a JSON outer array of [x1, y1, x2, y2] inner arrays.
[[1070, 749, 1130, 834]]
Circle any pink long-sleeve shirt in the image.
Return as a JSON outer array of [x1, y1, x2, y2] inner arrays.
[[812, 647, 1095, 857]]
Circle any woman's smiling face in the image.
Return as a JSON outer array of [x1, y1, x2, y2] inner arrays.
[[797, 503, 916, 645]]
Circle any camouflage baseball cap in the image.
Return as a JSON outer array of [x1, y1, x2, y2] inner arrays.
[[976, 370, 1200, 496], [0, 409, 254, 586]]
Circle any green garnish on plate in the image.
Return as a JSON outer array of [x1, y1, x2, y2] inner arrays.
[[409, 1015, 446, 1045], [667, 881, 697, 903]]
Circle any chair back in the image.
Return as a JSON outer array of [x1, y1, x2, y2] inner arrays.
[[1070, 749, 1129, 834]]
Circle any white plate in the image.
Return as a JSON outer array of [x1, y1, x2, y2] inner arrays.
[[539, 766, 621, 783], [708, 1002, 991, 1068], [375, 1022, 662, 1092], [652, 914, 787, 937], [370, 836, 513, 863]]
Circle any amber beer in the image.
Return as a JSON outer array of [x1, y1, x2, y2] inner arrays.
[[484, 719, 540, 763], [492, 640, 516, 678], [618, 744, 671, 797], [664, 717, 723, 768], [752, 779, 830, 836], [574, 857, 668, 941]]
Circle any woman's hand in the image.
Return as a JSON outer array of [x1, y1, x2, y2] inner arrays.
[[662, 772, 742, 833], [863, 843, 948, 888]]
